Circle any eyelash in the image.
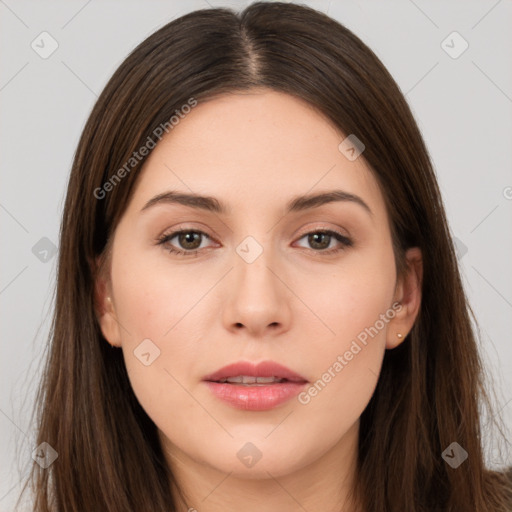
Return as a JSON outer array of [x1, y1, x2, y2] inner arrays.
[[156, 228, 353, 257]]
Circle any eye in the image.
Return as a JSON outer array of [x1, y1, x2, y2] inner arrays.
[[156, 228, 353, 257], [157, 229, 214, 256], [294, 229, 353, 255]]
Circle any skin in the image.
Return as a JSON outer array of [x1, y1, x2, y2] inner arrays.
[[95, 88, 422, 512]]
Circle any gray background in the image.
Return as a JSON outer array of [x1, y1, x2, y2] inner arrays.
[[1, 0, 511, 509]]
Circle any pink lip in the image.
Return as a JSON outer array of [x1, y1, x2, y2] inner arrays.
[[203, 360, 308, 411], [203, 360, 308, 383]]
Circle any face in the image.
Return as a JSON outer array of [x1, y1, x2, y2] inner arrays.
[[96, 89, 421, 482]]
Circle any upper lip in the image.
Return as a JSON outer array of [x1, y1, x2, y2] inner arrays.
[[203, 360, 309, 383]]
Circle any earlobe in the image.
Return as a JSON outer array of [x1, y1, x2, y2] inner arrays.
[[97, 297, 122, 348], [386, 247, 423, 350], [387, 330, 405, 350], [93, 258, 122, 348]]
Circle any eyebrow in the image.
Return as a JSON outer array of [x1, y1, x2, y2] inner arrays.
[[140, 189, 373, 218]]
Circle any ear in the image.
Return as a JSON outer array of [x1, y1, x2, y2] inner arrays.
[[93, 256, 122, 348], [386, 247, 423, 349]]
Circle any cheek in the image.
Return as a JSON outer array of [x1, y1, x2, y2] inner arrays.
[[109, 245, 209, 408], [111, 241, 208, 341], [295, 242, 396, 415], [304, 240, 397, 344], [111, 266, 208, 446]]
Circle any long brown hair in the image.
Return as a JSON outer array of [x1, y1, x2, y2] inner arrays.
[[18, 2, 511, 511]]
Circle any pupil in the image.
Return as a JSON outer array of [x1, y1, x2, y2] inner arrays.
[[310, 233, 329, 249], [180, 232, 200, 249]]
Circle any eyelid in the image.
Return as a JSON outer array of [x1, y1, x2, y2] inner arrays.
[[158, 221, 350, 238], [157, 222, 218, 241], [294, 223, 350, 239]]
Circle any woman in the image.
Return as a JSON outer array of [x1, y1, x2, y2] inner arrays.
[[19, 2, 512, 511]]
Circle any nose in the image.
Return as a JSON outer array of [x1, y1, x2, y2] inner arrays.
[[221, 240, 292, 338]]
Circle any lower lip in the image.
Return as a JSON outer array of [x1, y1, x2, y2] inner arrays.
[[204, 381, 308, 411]]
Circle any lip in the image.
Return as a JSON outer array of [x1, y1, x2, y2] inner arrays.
[[203, 360, 308, 411], [203, 360, 308, 383]]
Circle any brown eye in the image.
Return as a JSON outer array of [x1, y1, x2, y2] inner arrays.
[[295, 229, 353, 254], [307, 232, 331, 250], [157, 228, 353, 258], [157, 230, 213, 256], [176, 231, 202, 250]]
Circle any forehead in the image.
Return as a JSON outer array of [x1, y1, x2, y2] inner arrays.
[[127, 89, 386, 220]]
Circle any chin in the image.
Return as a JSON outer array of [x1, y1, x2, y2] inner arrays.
[[201, 438, 312, 479]]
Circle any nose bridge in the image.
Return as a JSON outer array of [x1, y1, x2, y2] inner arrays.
[[222, 227, 290, 333], [233, 231, 279, 296], [229, 207, 276, 275]]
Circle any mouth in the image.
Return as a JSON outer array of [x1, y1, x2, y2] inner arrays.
[[202, 360, 309, 385], [211, 375, 305, 385], [202, 361, 309, 411]]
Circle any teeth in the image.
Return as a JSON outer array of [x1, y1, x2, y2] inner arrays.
[[250, 376, 281, 384], [219, 376, 285, 384]]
